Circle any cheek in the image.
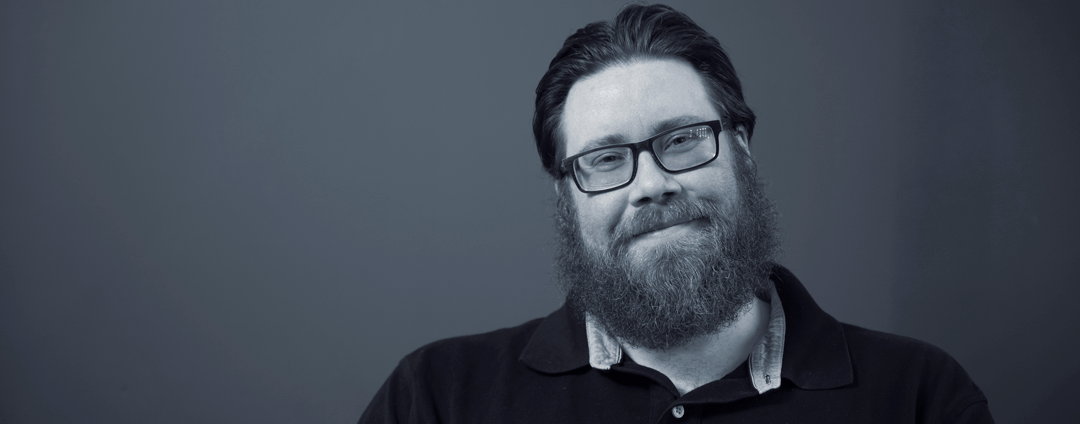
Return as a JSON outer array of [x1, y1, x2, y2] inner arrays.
[[573, 194, 624, 247], [689, 157, 741, 201], [665, 169, 743, 220]]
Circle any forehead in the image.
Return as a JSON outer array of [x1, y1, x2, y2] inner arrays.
[[561, 59, 719, 156]]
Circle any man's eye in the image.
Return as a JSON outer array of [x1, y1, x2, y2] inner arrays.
[[662, 134, 703, 153], [587, 152, 628, 170], [669, 135, 691, 146]]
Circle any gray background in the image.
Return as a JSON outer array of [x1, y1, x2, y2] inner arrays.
[[2, 0, 1077, 422]]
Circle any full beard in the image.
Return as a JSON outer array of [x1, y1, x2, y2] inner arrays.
[[554, 150, 781, 351]]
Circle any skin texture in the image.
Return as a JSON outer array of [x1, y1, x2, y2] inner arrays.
[[561, 59, 749, 261]]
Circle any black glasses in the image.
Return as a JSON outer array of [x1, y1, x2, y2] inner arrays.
[[561, 120, 723, 194]]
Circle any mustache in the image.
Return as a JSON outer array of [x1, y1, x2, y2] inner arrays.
[[611, 198, 732, 246]]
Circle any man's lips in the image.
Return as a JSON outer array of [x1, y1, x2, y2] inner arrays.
[[633, 217, 701, 238]]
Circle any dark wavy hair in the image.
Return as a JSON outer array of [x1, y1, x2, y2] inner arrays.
[[533, 4, 756, 179]]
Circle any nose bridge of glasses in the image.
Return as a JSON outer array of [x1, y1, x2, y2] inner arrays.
[[625, 146, 680, 203], [635, 147, 673, 181], [636, 136, 668, 170]]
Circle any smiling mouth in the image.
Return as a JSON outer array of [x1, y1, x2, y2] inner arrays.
[[634, 217, 703, 238]]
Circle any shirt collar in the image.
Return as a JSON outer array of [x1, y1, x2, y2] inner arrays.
[[519, 265, 854, 391], [583, 284, 784, 394]]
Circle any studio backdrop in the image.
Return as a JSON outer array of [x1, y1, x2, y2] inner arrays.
[[1, 1, 1077, 423]]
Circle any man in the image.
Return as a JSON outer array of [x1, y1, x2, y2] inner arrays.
[[360, 4, 992, 423]]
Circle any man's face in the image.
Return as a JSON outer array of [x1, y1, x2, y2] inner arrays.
[[554, 58, 780, 350], [561, 59, 747, 260]]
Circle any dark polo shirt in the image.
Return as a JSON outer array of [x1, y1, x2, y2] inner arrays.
[[359, 267, 993, 423]]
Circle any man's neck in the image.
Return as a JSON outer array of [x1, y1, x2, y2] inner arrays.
[[621, 297, 772, 396]]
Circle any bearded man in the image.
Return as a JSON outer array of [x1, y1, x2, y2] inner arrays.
[[359, 4, 993, 423]]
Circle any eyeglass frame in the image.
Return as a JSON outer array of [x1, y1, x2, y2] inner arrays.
[[560, 120, 725, 194]]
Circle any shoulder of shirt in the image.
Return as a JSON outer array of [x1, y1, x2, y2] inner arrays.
[[399, 316, 548, 371], [840, 322, 956, 363], [839, 322, 988, 415], [839, 322, 972, 377]]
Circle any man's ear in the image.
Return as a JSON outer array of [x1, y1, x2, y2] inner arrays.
[[733, 125, 751, 155]]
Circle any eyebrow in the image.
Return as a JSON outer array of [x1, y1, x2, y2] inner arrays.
[[577, 115, 708, 152]]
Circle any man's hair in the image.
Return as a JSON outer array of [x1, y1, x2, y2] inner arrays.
[[533, 4, 756, 179]]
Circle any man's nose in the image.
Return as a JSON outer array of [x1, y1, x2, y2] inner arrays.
[[628, 151, 682, 206]]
